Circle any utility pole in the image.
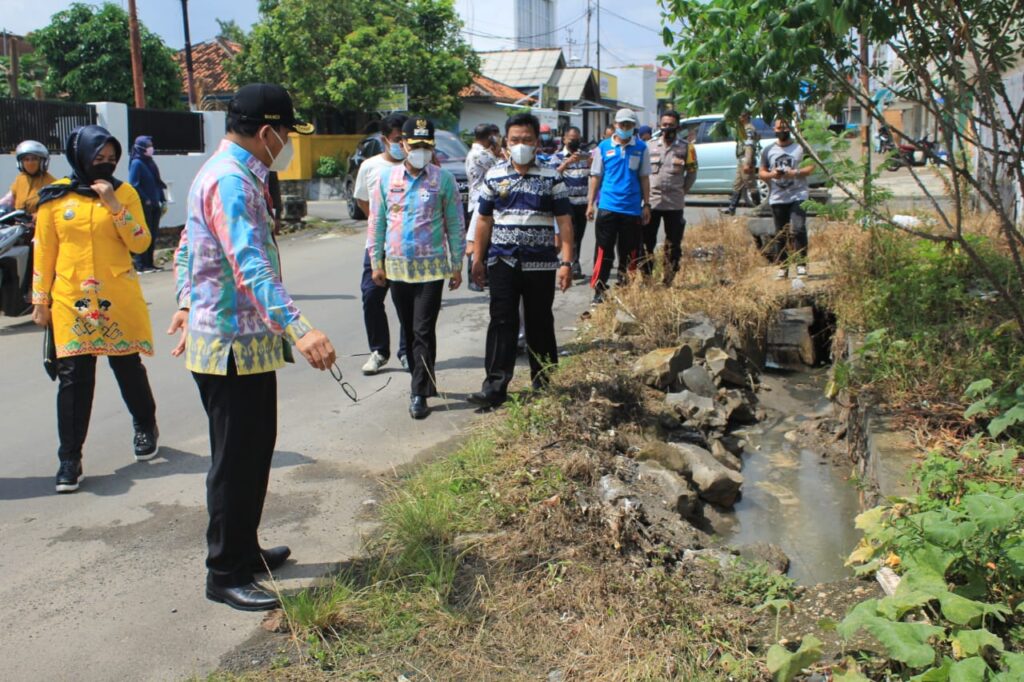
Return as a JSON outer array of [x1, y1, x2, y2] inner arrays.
[[585, 0, 591, 66], [127, 0, 146, 107], [596, 0, 601, 97], [859, 28, 871, 204], [180, 0, 197, 109]]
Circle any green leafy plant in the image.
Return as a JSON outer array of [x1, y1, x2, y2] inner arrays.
[[965, 378, 1024, 440], [314, 155, 343, 178]]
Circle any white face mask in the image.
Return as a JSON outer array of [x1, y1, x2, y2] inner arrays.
[[266, 127, 294, 172], [407, 147, 432, 170], [509, 144, 536, 165]]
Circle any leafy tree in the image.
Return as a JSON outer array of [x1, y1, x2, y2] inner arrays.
[[215, 19, 247, 44], [661, 0, 1024, 335], [230, 0, 478, 122], [0, 51, 50, 98], [31, 2, 183, 109]]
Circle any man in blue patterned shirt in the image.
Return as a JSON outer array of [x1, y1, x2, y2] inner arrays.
[[468, 113, 574, 408], [549, 126, 591, 280]]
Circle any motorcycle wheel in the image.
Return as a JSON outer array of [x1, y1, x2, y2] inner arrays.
[[885, 157, 903, 172]]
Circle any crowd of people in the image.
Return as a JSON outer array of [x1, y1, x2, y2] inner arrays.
[[7, 80, 814, 612]]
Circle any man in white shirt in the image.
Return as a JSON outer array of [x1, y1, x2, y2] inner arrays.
[[353, 113, 408, 374], [464, 123, 500, 291]]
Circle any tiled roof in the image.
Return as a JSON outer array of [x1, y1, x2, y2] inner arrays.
[[459, 75, 533, 104], [174, 39, 241, 97]]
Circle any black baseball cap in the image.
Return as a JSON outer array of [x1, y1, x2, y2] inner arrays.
[[229, 83, 314, 135], [402, 117, 435, 147]]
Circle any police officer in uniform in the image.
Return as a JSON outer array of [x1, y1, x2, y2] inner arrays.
[[721, 111, 761, 215]]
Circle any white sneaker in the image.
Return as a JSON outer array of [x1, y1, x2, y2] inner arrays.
[[796, 265, 808, 277], [774, 268, 788, 280], [361, 351, 387, 375]]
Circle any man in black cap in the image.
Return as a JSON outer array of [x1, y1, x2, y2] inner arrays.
[[168, 83, 336, 611], [367, 117, 465, 419]]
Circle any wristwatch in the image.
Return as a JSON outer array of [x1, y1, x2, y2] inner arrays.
[[558, 261, 573, 268]]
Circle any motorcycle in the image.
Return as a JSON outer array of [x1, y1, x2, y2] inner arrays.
[[0, 209, 35, 317], [886, 135, 937, 171], [876, 126, 896, 155]]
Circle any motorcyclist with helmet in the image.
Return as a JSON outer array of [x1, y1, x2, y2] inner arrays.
[[0, 140, 57, 216]]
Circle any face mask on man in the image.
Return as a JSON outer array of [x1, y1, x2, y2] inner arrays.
[[509, 144, 536, 165], [90, 163, 116, 183], [566, 139, 581, 153], [388, 142, 406, 161], [660, 126, 677, 139], [777, 130, 792, 143], [266, 127, 294, 172], [407, 147, 432, 169], [616, 127, 634, 140]]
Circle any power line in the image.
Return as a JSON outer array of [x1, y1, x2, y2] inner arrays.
[[599, 6, 664, 36], [462, 10, 588, 42]]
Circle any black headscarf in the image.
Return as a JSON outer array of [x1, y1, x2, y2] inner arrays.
[[130, 135, 167, 190], [36, 125, 124, 208]]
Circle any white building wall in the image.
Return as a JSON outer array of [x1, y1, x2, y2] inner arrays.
[[1, 103, 226, 228], [607, 66, 658, 127], [458, 102, 509, 137], [515, 0, 556, 49]]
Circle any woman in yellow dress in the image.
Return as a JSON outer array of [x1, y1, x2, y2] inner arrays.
[[31, 125, 160, 493]]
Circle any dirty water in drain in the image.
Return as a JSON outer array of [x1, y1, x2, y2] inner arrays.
[[717, 367, 862, 585]]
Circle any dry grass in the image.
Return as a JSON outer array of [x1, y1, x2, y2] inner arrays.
[[229, 348, 768, 681]]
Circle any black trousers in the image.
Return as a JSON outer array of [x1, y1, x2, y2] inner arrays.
[[591, 209, 643, 293], [641, 209, 686, 276], [768, 202, 809, 266], [361, 249, 406, 361], [481, 261, 557, 400], [568, 204, 589, 266], [193, 355, 277, 588], [56, 353, 156, 462], [390, 280, 444, 397], [132, 203, 160, 271]]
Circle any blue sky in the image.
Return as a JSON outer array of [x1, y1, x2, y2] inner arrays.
[[0, 0, 672, 68]]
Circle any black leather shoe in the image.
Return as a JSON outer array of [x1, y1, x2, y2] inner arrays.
[[468, 391, 505, 409], [409, 395, 429, 419], [134, 426, 159, 462], [206, 580, 280, 611], [252, 545, 291, 573]]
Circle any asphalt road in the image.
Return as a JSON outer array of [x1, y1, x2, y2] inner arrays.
[[0, 204, 717, 680]]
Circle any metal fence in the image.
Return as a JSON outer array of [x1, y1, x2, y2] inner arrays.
[[0, 98, 97, 153], [128, 107, 205, 154]]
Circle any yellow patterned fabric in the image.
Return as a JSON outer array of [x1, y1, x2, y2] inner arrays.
[[32, 182, 154, 358]]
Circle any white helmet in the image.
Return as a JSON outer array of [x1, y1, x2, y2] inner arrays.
[[15, 140, 50, 174]]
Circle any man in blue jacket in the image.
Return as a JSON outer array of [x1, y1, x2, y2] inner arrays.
[[586, 109, 651, 304]]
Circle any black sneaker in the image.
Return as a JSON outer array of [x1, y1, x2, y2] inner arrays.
[[56, 460, 83, 493], [134, 426, 160, 462]]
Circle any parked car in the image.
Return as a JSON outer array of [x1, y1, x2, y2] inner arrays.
[[345, 129, 471, 221], [677, 114, 825, 202]]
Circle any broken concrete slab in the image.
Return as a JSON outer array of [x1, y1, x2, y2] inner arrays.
[[633, 345, 694, 390], [666, 389, 715, 418], [670, 442, 744, 507], [613, 310, 641, 336], [709, 439, 743, 472], [737, 542, 791, 575], [679, 322, 721, 357], [722, 389, 758, 426], [636, 441, 690, 473], [637, 460, 701, 520], [706, 347, 750, 388], [680, 365, 717, 398]]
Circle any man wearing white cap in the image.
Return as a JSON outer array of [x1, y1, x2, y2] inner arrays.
[[586, 108, 651, 304]]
